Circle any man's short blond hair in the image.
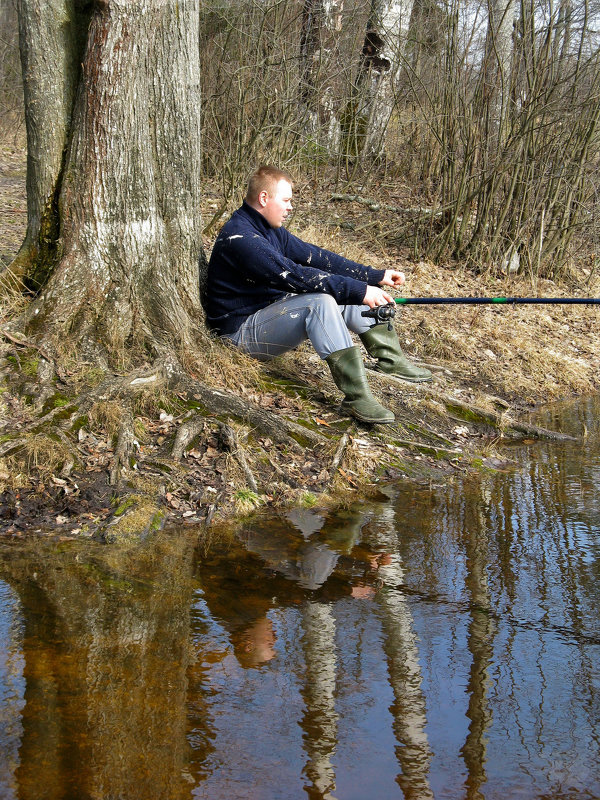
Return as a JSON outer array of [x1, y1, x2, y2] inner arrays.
[[245, 165, 294, 203]]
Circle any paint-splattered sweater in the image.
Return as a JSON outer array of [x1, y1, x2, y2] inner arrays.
[[203, 202, 386, 336]]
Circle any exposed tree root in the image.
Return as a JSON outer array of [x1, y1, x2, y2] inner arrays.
[[219, 422, 258, 493], [440, 395, 577, 441], [78, 368, 164, 411], [171, 416, 205, 461], [0, 400, 80, 459], [109, 408, 135, 487], [175, 378, 327, 449], [0, 326, 54, 364], [74, 361, 327, 452], [0, 434, 28, 459], [0, 326, 65, 382]]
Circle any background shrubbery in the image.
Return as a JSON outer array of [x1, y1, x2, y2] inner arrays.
[[4, 0, 600, 282]]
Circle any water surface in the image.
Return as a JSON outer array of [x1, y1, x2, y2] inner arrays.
[[0, 397, 599, 799]]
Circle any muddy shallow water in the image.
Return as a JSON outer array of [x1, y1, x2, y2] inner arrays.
[[0, 397, 599, 800]]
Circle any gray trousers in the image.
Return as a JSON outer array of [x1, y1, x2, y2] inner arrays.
[[224, 293, 374, 361]]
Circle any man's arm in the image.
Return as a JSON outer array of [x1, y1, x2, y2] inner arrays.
[[282, 229, 387, 286], [221, 229, 368, 305], [283, 232, 407, 307]]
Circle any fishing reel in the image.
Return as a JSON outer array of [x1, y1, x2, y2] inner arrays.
[[361, 302, 396, 330]]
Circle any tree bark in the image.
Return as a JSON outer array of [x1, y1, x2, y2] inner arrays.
[[12, 0, 88, 281], [14, 0, 205, 359]]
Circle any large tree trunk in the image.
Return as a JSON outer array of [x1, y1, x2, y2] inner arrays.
[[14, 0, 205, 360]]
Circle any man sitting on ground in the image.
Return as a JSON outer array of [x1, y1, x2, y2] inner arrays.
[[202, 165, 431, 424]]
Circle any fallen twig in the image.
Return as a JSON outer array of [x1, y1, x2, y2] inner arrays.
[[329, 193, 441, 217]]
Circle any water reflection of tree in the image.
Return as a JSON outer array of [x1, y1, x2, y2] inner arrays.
[[389, 399, 600, 796], [483, 428, 600, 784], [0, 580, 24, 800], [0, 533, 199, 800], [460, 492, 496, 800], [300, 600, 338, 800], [363, 506, 434, 800]]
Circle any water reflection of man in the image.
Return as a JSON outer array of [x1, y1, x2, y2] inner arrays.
[[197, 507, 392, 670], [229, 615, 277, 668], [197, 510, 352, 667], [194, 506, 405, 800], [197, 556, 284, 669]]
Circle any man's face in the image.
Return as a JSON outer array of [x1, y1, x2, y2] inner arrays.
[[260, 179, 293, 228]]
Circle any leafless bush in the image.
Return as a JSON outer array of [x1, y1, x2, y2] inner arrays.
[[392, 0, 600, 278], [5, 0, 599, 279], [200, 0, 600, 278], [200, 0, 370, 220]]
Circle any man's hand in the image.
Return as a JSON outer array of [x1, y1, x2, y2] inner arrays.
[[363, 285, 394, 308], [379, 269, 405, 288]]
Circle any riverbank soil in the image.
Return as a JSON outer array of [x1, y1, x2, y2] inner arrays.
[[1, 138, 599, 539]]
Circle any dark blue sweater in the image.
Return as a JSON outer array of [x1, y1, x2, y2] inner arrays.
[[203, 202, 386, 335]]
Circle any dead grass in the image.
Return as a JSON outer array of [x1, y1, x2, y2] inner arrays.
[[17, 433, 72, 482], [397, 261, 600, 403], [232, 488, 264, 515], [293, 221, 390, 268], [182, 328, 266, 393], [0, 267, 28, 322], [0, 136, 27, 271], [88, 400, 124, 438], [131, 387, 185, 419], [0, 456, 25, 493]]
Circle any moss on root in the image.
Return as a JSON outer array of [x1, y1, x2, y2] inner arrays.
[[101, 495, 166, 544]]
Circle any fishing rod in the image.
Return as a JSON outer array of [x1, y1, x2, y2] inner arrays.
[[393, 296, 600, 305], [362, 296, 599, 325]]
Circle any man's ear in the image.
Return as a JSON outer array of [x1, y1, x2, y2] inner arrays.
[[257, 189, 269, 208]]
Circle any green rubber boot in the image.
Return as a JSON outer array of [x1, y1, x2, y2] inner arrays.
[[326, 346, 395, 424], [360, 324, 432, 383]]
